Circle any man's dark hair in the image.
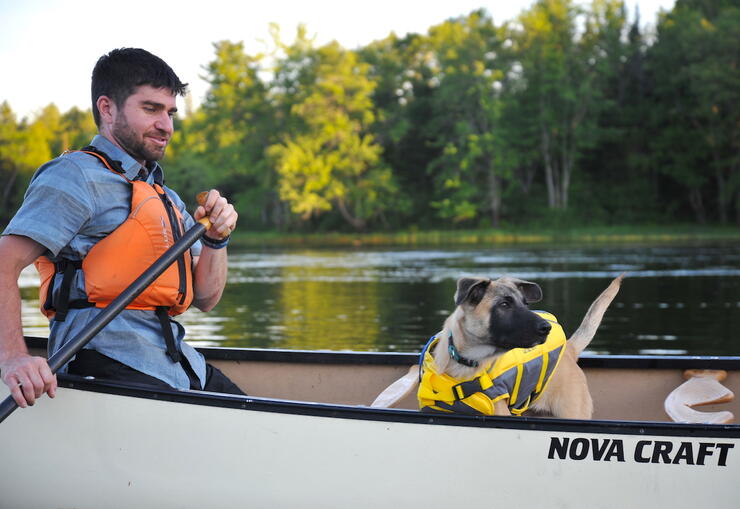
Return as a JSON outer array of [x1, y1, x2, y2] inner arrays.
[[91, 48, 188, 126]]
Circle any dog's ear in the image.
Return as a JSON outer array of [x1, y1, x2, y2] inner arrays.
[[512, 278, 543, 303], [454, 277, 491, 307]]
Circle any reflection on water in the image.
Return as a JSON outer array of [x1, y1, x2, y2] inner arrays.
[[20, 242, 740, 355]]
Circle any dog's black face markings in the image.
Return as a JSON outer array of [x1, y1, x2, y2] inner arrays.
[[488, 278, 551, 350]]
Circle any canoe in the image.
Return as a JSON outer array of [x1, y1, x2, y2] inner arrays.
[[2, 337, 739, 509]]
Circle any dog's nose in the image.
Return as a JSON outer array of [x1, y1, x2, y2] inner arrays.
[[537, 320, 552, 338]]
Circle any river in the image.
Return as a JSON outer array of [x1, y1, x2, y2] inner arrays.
[[19, 241, 740, 356]]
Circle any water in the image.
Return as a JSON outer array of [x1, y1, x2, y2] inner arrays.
[[19, 241, 740, 356]]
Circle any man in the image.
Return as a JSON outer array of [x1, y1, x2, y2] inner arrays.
[[0, 48, 243, 408]]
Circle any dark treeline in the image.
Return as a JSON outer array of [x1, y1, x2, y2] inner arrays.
[[1, 0, 738, 231]]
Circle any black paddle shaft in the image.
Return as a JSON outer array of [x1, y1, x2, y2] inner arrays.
[[0, 220, 209, 423]]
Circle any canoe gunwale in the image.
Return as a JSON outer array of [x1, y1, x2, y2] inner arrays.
[[25, 336, 740, 370], [201, 347, 740, 370], [57, 373, 740, 438]]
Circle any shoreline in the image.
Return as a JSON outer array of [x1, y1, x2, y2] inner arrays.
[[229, 224, 740, 248]]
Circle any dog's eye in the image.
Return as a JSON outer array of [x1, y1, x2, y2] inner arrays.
[[499, 298, 512, 309]]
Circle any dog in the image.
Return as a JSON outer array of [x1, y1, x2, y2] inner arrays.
[[416, 274, 624, 419]]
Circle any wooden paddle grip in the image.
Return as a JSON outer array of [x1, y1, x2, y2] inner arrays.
[[196, 191, 212, 230]]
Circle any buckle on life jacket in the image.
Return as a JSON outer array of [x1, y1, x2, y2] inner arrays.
[[451, 378, 484, 401], [47, 260, 94, 322]]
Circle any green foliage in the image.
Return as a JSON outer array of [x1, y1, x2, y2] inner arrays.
[[166, 40, 279, 228], [268, 40, 401, 230], [0, 102, 96, 221], [2, 0, 738, 230], [647, 0, 740, 223]]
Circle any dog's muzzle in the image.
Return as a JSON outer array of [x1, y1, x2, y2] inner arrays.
[[537, 319, 552, 340]]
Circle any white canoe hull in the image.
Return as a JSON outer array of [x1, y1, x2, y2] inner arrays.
[[2, 377, 739, 509]]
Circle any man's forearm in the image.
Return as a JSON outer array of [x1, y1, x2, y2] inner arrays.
[[192, 247, 228, 312], [0, 275, 29, 363]]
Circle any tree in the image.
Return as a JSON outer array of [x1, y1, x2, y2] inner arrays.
[[513, 0, 606, 211], [421, 10, 514, 226], [167, 40, 278, 228], [647, 0, 740, 223], [359, 33, 433, 228], [0, 102, 57, 220], [575, 1, 659, 223], [268, 41, 399, 230], [60, 107, 97, 152]]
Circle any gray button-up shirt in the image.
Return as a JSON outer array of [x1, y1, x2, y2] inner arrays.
[[3, 135, 206, 389]]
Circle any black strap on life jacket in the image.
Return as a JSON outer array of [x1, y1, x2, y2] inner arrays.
[[45, 260, 95, 322], [156, 187, 188, 306], [155, 306, 182, 363], [80, 145, 126, 174]]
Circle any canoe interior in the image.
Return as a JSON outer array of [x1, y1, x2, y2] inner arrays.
[[26, 337, 740, 423]]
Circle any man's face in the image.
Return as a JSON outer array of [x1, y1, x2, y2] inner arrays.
[[110, 85, 177, 164]]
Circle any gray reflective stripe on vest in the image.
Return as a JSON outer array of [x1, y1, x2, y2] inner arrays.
[[481, 365, 517, 402], [544, 346, 563, 383], [481, 343, 564, 411], [517, 344, 564, 409], [428, 399, 484, 415], [513, 354, 544, 409]]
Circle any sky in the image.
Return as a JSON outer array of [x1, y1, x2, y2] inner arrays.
[[0, 0, 676, 120]]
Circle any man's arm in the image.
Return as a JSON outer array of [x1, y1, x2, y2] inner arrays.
[[191, 190, 238, 312], [0, 234, 57, 407]]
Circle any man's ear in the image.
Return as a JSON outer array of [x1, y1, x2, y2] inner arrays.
[[96, 95, 116, 126], [454, 277, 491, 307], [511, 278, 543, 303]]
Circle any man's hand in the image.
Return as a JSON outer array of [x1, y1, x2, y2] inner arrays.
[[194, 189, 238, 241], [0, 233, 55, 408], [0, 354, 56, 408]]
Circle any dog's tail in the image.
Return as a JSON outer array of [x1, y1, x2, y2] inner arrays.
[[568, 274, 625, 357]]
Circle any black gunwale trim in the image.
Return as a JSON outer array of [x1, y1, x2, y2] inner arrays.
[[57, 374, 740, 439], [25, 336, 740, 369]]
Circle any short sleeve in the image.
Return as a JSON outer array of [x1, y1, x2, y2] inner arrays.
[[3, 157, 95, 256]]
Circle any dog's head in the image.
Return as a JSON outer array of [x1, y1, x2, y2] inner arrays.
[[452, 275, 552, 354]]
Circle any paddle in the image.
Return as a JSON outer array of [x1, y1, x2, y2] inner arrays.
[[0, 197, 213, 424]]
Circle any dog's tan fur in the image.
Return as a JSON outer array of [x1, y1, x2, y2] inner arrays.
[[431, 274, 624, 419]]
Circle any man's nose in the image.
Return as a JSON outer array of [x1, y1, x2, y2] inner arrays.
[[155, 112, 173, 134]]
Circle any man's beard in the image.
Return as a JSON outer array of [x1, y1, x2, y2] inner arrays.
[[112, 113, 168, 163]]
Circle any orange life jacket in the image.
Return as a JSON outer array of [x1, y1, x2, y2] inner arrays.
[[35, 148, 194, 322]]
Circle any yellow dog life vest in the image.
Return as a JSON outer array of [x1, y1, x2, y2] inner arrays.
[[418, 311, 566, 415]]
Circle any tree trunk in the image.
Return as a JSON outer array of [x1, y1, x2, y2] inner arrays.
[[541, 123, 559, 209], [561, 146, 573, 210], [688, 188, 706, 224], [713, 152, 728, 224], [487, 167, 501, 227], [336, 198, 366, 231]]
